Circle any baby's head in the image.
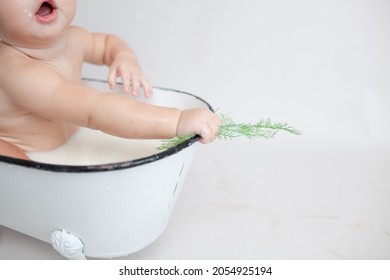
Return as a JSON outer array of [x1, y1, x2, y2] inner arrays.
[[0, 0, 76, 48]]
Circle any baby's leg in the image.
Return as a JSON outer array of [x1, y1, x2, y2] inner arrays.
[[0, 139, 30, 160]]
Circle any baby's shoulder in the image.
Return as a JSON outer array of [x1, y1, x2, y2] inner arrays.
[[66, 25, 94, 50], [67, 25, 91, 40]]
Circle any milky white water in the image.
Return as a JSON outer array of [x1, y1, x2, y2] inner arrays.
[[28, 127, 162, 165]]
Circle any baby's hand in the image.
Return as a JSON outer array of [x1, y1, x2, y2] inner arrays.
[[108, 52, 153, 98], [176, 109, 222, 144]]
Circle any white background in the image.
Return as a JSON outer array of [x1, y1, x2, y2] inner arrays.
[[1, 0, 390, 259]]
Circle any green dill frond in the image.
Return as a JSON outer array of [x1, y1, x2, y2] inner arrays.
[[218, 113, 301, 140], [156, 113, 301, 150]]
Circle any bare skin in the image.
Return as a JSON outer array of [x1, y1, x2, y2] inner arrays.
[[0, 0, 221, 160]]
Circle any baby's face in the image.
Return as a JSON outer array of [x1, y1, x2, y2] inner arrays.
[[0, 0, 77, 48]]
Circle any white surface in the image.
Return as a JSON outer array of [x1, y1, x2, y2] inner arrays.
[[1, 0, 390, 259]]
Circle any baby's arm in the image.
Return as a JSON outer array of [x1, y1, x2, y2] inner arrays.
[[77, 27, 153, 97], [3, 60, 220, 143]]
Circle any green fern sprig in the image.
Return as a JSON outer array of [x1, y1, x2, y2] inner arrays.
[[218, 114, 301, 140], [156, 113, 301, 150]]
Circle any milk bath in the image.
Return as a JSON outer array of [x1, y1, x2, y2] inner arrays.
[[29, 128, 162, 166]]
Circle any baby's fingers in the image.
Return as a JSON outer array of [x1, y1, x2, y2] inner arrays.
[[129, 74, 140, 96], [140, 76, 153, 98], [108, 66, 131, 93], [108, 67, 118, 90], [108, 65, 138, 95], [121, 72, 132, 93]]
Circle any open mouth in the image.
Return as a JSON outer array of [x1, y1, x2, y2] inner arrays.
[[37, 2, 54, 16], [35, 1, 57, 22]]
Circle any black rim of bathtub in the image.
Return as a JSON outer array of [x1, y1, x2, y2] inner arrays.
[[0, 78, 213, 173]]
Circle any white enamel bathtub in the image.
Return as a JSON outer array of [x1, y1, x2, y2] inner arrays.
[[0, 78, 212, 259]]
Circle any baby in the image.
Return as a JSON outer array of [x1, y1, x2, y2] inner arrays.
[[0, 0, 221, 160]]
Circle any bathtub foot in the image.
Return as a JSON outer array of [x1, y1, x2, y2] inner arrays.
[[50, 229, 86, 260]]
